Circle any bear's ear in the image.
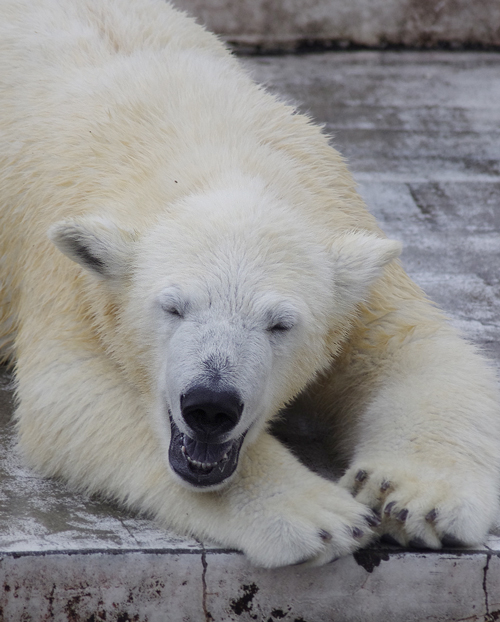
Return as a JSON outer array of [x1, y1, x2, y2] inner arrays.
[[48, 217, 136, 280], [330, 231, 402, 311]]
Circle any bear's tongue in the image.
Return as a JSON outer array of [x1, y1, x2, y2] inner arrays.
[[182, 435, 233, 466]]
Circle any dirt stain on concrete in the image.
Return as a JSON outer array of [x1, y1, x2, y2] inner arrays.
[[353, 549, 390, 573], [230, 583, 259, 617]]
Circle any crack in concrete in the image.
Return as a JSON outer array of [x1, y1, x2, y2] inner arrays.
[[117, 517, 141, 546], [201, 545, 213, 622], [483, 554, 491, 619]]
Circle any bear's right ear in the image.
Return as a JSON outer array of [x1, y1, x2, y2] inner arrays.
[[48, 217, 136, 280]]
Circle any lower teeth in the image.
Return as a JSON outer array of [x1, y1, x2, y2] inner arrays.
[[182, 446, 221, 470]]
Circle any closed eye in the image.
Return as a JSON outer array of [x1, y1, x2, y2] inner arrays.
[[265, 302, 299, 335], [163, 306, 183, 318], [157, 287, 187, 319], [267, 321, 293, 333]]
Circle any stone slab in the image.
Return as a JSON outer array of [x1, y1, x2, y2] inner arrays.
[[2, 546, 500, 621], [1, 551, 206, 622], [173, 0, 500, 51], [204, 551, 497, 622]]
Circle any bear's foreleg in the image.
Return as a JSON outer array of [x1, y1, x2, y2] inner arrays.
[[14, 342, 377, 567], [335, 320, 500, 549]]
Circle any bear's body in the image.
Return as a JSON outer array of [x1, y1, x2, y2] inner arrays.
[[1, 0, 499, 567]]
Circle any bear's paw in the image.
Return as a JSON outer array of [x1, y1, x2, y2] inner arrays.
[[340, 460, 499, 550], [233, 479, 378, 568]]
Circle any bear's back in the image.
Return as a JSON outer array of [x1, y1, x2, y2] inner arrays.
[[0, 0, 385, 364]]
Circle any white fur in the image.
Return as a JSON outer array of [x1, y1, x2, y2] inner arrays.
[[1, 0, 499, 567]]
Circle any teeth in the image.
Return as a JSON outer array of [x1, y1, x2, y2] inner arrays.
[[181, 435, 231, 470], [185, 454, 219, 469]]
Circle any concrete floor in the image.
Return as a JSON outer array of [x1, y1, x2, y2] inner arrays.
[[1, 51, 500, 621], [245, 51, 500, 365]]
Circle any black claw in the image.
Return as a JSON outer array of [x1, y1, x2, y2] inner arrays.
[[380, 480, 392, 492], [380, 533, 401, 547], [352, 527, 364, 539], [355, 470, 368, 483], [396, 508, 409, 523], [319, 529, 332, 543], [365, 512, 381, 528], [425, 509, 438, 523], [409, 537, 430, 550], [384, 501, 397, 517], [441, 534, 465, 548]]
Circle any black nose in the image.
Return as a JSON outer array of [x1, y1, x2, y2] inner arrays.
[[180, 386, 243, 442]]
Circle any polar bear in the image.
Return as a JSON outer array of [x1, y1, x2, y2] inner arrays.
[[0, 0, 499, 568]]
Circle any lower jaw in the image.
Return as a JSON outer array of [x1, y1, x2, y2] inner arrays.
[[169, 460, 240, 492]]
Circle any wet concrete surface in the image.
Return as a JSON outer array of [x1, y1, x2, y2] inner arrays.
[[1, 51, 500, 621]]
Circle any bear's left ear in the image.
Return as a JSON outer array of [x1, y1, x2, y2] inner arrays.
[[330, 231, 402, 311], [48, 216, 136, 280]]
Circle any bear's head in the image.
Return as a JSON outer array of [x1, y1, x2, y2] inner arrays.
[[49, 181, 401, 491]]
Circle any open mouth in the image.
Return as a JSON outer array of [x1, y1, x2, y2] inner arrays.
[[168, 411, 247, 487]]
